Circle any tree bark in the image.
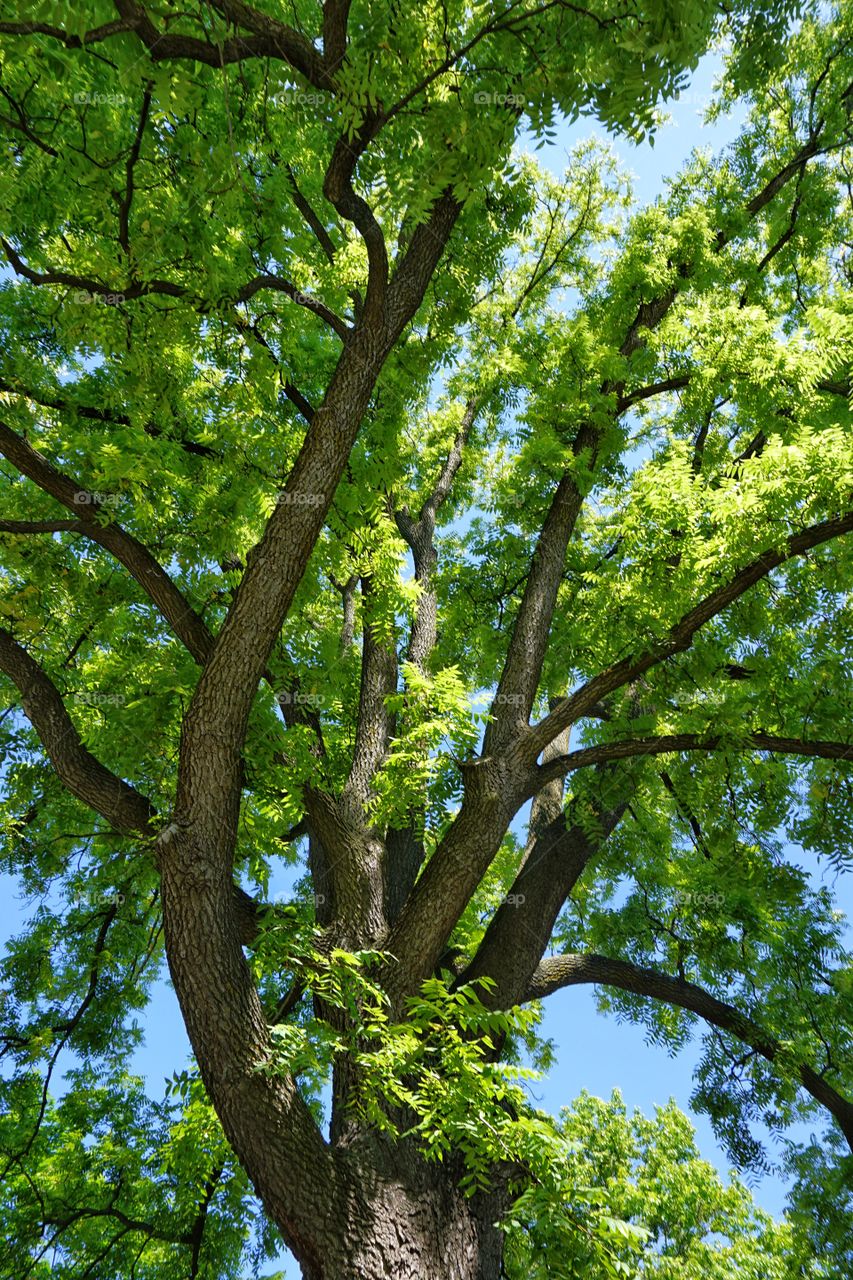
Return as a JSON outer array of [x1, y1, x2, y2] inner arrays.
[[314, 1138, 507, 1280]]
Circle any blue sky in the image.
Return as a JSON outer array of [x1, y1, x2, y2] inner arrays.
[[1, 40, 851, 1279]]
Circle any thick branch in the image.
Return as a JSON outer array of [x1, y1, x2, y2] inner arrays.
[[176, 188, 461, 861], [528, 511, 853, 757], [0, 420, 214, 665], [0, 627, 155, 835], [112, 1, 330, 83], [534, 731, 853, 790], [464, 775, 630, 1008], [343, 577, 398, 807], [483, 441, 596, 752], [525, 951, 853, 1151], [0, 633, 263, 949]]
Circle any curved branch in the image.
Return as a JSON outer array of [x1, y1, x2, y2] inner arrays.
[[529, 511, 853, 757], [235, 275, 349, 340], [1, 241, 348, 339], [0, 520, 84, 534], [525, 951, 853, 1151], [0, 377, 217, 458], [0, 419, 214, 665], [1, 237, 184, 301], [533, 731, 853, 791], [0, 18, 135, 47], [0, 627, 156, 836], [0, 629, 267, 947]]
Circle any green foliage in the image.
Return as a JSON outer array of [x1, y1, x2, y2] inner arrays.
[[1, 0, 852, 1276]]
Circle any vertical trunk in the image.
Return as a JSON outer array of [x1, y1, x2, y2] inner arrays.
[[313, 1136, 507, 1280], [161, 832, 507, 1280]]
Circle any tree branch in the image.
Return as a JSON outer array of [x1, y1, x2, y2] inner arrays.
[[463, 768, 632, 1008], [0, 520, 85, 534], [525, 951, 853, 1152], [616, 375, 691, 413], [235, 275, 349, 340], [0, 627, 156, 836], [484, 123, 840, 753], [395, 395, 479, 670], [533, 731, 853, 791], [528, 511, 853, 757], [343, 577, 398, 808], [175, 185, 461, 870], [117, 86, 152, 255], [112, 0, 331, 83], [284, 165, 337, 263], [0, 377, 217, 458], [1, 239, 349, 339], [482, 434, 597, 753], [0, 420, 214, 665]]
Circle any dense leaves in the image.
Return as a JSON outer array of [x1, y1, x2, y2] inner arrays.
[[1, 1, 852, 1277]]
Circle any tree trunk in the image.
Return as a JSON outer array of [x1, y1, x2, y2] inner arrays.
[[311, 1135, 507, 1280]]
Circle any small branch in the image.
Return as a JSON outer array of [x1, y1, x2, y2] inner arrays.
[[187, 1163, 225, 1278], [117, 87, 152, 255], [0, 376, 217, 458], [285, 164, 337, 263], [343, 576, 398, 806], [2, 239, 349, 339], [236, 275, 349, 339], [616, 375, 691, 413]]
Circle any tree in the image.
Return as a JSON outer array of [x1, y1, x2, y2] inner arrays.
[[0, 1, 852, 1276]]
